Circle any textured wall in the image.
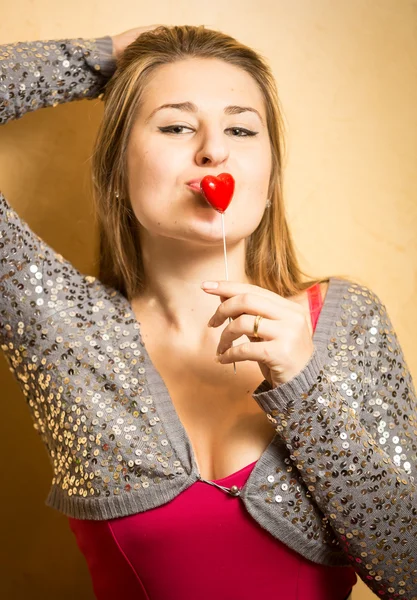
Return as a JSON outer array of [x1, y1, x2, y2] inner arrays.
[[1, 1, 416, 598]]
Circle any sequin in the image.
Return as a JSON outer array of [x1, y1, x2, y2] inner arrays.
[[249, 283, 417, 598], [1, 35, 416, 600], [0, 37, 114, 125]]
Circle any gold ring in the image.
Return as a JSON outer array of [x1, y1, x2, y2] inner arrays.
[[253, 315, 263, 338]]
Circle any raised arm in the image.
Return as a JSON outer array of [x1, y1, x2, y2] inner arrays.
[[0, 27, 161, 338], [0, 34, 119, 343], [0, 35, 116, 124]]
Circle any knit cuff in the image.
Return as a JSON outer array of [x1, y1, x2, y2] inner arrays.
[[93, 35, 117, 78], [252, 346, 323, 414]]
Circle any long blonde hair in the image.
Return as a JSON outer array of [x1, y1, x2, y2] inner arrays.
[[91, 25, 331, 301]]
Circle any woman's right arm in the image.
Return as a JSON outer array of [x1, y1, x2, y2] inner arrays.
[[0, 35, 116, 124], [0, 35, 117, 367]]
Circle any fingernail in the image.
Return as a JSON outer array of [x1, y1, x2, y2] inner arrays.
[[201, 281, 218, 289]]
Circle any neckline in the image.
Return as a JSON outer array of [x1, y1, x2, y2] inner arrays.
[[121, 276, 343, 485], [210, 459, 258, 484], [209, 282, 324, 484]]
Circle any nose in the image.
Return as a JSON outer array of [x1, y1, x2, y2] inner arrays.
[[195, 128, 230, 167]]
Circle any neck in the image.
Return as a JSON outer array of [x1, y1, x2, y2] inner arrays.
[[132, 235, 253, 337]]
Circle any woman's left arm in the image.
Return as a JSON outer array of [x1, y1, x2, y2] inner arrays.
[[252, 287, 417, 598]]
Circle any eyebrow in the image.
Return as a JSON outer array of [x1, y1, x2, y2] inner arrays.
[[145, 101, 264, 125]]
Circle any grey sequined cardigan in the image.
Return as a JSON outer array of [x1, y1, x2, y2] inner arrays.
[[1, 35, 416, 599]]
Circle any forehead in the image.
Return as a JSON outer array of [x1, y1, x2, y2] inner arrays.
[[140, 57, 266, 115]]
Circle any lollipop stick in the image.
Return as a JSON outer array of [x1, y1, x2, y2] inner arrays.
[[221, 213, 237, 375]]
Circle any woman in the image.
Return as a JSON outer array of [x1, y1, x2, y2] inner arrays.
[[0, 25, 416, 600]]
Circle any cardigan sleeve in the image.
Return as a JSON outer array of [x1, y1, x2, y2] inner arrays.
[[252, 287, 417, 599], [0, 35, 117, 362], [0, 35, 116, 124], [0, 191, 106, 361]]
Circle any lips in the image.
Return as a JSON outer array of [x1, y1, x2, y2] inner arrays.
[[186, 178, 203, 192]]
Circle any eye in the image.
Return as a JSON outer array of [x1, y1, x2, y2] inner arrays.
[[158, 125, 194, 135], [227, 127, 258, 137], [158, 125, 258, 137]]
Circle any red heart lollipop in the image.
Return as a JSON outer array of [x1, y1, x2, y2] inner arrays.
[[200, 173, 235, 213]]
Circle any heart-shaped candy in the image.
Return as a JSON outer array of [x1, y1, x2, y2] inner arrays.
[[200, 173, 235, 213]]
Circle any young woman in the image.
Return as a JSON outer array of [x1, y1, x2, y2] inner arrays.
[[1, 25, 416, 600]]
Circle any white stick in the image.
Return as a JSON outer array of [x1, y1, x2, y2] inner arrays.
[[221, 212, 236, 375]]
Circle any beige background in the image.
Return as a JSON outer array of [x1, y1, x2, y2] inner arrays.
[[1, 0, 416, 598]]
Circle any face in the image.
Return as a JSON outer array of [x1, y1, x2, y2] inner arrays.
[[126, 57, 272, 247]]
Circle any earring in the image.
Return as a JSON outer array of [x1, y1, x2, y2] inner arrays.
[[265, 198, 271, 208], [115, 190, 120, 199]]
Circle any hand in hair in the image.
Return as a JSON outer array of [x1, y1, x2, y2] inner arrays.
[[111, 25, 162, 60]]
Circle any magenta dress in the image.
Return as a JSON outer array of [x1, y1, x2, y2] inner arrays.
[[68, 283, 357, 600]]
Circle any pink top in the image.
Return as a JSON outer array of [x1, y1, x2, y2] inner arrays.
[[68, 283, 357, 600]]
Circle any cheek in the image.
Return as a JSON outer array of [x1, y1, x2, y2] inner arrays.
[[126, 138, 185, 231], [127, 139, 179, 195], [244, 148, 272, 196], [259, 139, 273, 178]]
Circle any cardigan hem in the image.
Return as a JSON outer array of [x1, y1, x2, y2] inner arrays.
[[45, 471, 200, 521], [241, 489, 351, 567]]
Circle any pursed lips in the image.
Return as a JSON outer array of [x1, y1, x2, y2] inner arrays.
[[186, 181, 203, 192]]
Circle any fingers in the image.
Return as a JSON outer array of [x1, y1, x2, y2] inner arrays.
[[215, 315, 277, 355], [208, 294, 299, 327], [202, 280, 301, 311], [215, 339, 274, 366], [119, 25, 163, 36], [111, 25, 165, 60]]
